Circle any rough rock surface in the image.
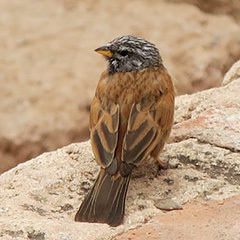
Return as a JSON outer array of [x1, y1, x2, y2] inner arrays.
[[222, 60, 240, 86], [1, 0, 240, 173], [114, 196, 240, 240], [0, 62, 240, 240]]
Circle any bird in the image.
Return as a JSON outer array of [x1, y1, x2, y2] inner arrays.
[[75, 35, 175, 227]]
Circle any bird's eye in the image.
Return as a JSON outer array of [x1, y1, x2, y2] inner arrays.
[[119, 50, 128, 56]]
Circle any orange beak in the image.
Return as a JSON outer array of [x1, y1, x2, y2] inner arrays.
[[95, 45, 113, 57]]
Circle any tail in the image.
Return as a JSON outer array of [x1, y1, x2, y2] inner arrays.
[[75, 169, 131, 227]]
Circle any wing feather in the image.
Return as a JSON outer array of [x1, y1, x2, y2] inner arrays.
[[90, 97, 119, 169], [122, 103, 158, 165], [122, 86, 174, 166]]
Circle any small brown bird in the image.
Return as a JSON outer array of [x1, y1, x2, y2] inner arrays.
[[75, 35, 175, 226]]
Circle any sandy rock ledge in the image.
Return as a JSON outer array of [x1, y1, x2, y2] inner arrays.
[[0, 63, 240, 239]]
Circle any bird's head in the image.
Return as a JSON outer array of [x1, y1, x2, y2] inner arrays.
[[95, 35, 162, 74]]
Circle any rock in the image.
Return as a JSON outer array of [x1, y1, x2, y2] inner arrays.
[[0, 61, 240, 239], [155, 199, 183, 211], [222, 60, 240, 86], [171, 67, 240, 155], [1, 0, 240, 173], [114, 196, 240, 240]]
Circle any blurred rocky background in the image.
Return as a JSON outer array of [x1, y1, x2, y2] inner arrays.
[[1, 0, 240, 173]]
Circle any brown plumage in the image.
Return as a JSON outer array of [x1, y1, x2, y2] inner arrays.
[[75, 35, 175, 226]]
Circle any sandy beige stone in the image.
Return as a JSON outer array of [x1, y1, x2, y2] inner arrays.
[[222, 59, 240, 86], [114, 195, 240, 240]]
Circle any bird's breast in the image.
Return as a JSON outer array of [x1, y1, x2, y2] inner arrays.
[[98, 67, 164, 109]]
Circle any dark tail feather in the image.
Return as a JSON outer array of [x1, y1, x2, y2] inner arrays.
[[75, 169, 131, 227]]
